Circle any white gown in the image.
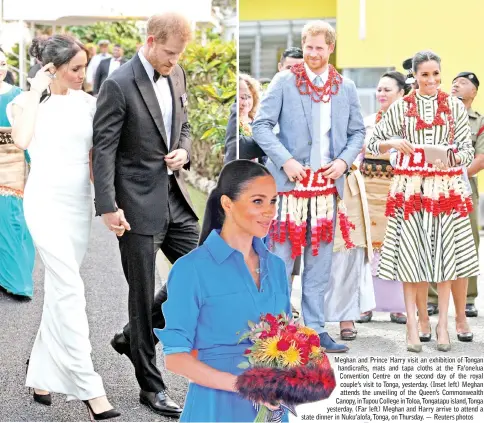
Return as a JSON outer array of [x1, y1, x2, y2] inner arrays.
[[8, 89, 105, 400]]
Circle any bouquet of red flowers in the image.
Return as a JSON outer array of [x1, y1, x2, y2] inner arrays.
[[236, 312, 336, 422]]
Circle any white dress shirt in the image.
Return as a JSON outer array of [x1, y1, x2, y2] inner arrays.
[[138, 49, 174, 174], [304, 63, 332, 166], [138, 50, 173, 149], [108, 58, 122, 76]]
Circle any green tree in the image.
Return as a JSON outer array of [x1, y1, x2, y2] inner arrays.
[[66, 21, 142, 58], [180, 33, 236, 178]]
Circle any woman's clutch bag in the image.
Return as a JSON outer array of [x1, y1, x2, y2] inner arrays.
[[422, 145, 457, 167]]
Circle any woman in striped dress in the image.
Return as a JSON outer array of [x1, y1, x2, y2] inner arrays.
[[368, 51, 479, 353]]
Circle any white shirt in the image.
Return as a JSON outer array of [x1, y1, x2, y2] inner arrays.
[[86, 53, 111, 85], [108, 58, 122, 76], [305, 63, 332, 166], [138, 50, 173, 149], [138, 49, 174, 174]]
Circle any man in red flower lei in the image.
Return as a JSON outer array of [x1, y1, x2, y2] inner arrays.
[[252, 20, 365, 353]]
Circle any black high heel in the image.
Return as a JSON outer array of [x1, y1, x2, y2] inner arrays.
[[29, 388, 52, 406], [83, 400, 121, 421], [26, 359, 52, 406]]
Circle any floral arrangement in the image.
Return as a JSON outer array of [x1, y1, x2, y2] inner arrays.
[[236, 312, 336, 422]]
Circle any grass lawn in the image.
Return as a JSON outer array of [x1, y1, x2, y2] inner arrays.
[[187, 184, 208, 223]]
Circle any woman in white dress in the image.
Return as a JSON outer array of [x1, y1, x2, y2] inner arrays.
[[9, 35, 120, 421]]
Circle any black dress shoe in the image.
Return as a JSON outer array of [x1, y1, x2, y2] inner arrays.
[[427, 303, 439, 316], [139, 390, 183, 417], [465, 304, 478, 318], [110, 333, 132, 361]]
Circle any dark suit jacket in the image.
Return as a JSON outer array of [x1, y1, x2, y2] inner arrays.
[[224, 102, 266, 164], [93, 57, 127, 95], [92, 54, 195, 235]]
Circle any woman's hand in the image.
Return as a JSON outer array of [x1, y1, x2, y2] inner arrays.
[[27, 63, 55, 95], [433, 159, 449, 171], [260, 401, 281, 411], [388, 139, 414, 155]]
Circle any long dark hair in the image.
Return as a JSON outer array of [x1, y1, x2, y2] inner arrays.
[[380, 71, 411, 95], [198, 160, 273, 246]]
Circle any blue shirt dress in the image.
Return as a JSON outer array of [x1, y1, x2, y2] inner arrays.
[[155, 229, 291, 422]]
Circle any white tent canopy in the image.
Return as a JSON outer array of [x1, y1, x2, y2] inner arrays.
[[2, 0, 213, 24], [0, 0, 213, 88]]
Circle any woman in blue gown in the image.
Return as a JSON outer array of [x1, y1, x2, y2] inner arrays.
[[0, 48, 35, 298], [155, 160, 291, 422]]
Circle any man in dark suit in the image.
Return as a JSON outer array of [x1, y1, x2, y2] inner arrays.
[[92, 13, 199, 418], [92, 44, 127, 95]]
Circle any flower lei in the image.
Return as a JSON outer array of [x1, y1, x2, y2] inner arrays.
[[375, 109, 384, 124], [403, 90, 455, 144], [291, 63, 343, 103]]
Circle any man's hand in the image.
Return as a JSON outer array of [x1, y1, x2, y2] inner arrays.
[[102, 209, 131, 237], [165, 149, 188, 171], [322, 158, 348, 179], [283, 158, 307, 182]]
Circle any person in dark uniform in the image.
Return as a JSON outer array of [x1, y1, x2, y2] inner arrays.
[[427, 71, 484, 341]]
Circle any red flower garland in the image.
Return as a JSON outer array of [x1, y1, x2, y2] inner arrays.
[[375, 109, 384, 124], [291, 63, 342, 103], [403, 90, 455, 144]]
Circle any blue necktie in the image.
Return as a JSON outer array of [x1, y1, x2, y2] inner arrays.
[[310, 76, 323, 171]]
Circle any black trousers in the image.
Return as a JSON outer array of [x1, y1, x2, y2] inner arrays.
[[118, 177, 199, 393]]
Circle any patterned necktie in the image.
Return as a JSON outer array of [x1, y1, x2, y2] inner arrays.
[[310, 76, 323, 171]]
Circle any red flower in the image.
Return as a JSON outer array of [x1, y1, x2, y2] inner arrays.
[[276, 339, 291, 352], [244, 349, 251, 355], [260, 331, 269, 339], [309, 335, 320, 347], [268, 328, 278, 337], [264, 314, 277, 324], [286, 325, 298, 334]]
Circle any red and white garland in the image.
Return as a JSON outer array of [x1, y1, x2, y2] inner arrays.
[[291, 63, 343, 103], [385, 148, 473, 220], [384, 91, 472, 219], [269, 169, 355, 258], [404, 90, 454, 142]]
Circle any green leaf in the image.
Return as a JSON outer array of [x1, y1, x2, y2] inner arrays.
[[237, 361, 250, 369], [201, 127, 218, 140]]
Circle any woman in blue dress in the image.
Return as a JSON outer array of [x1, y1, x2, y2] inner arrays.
[[0, 48, 35, 299], [155, 160, 291, 422]]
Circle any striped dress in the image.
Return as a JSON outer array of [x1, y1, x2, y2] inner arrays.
[[368, 92, 480, 283]]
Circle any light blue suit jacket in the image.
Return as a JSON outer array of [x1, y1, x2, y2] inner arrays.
[[252, 70, 365, 198]]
